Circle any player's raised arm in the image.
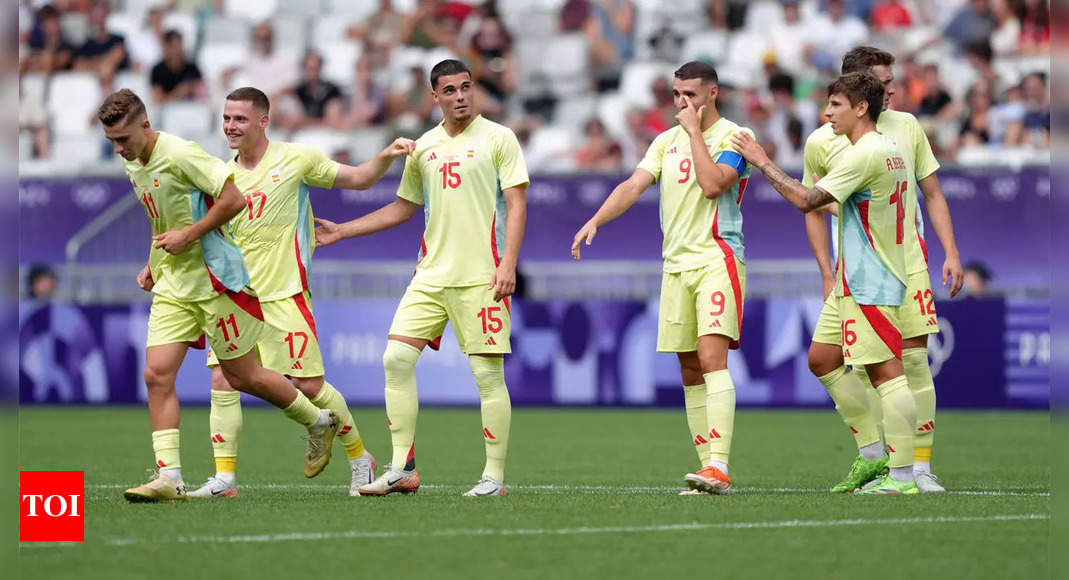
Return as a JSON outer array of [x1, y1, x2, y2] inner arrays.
[[571, 168, 655, 260], [677, 96, 740, 199], [314, 197, 421, 247], [333, 137, 417, 190], [731, 132, 834, 212]]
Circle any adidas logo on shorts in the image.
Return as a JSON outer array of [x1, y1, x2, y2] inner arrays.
[[484, 337, 497, 346], [225, 344, 238, 353], [291, 361, 303, 370]]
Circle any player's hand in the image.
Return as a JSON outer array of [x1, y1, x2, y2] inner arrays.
[[822, 273, 835, 301], [313, 217, 343, 247], [136, 264, 154, 292], [152, 228, 193, 254], [675, 96, 704, 136], [943, 255, 965, 298], [489, 261, 516, 302], [571, 220, 598, 260], [383, 138, 417, 158], [730, 131, 769, 168]]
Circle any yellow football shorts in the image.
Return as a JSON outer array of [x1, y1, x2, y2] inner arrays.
[[897, 270, 940, 339], [657, 255, 746, 353], [812, 293, 903, 366], [389, 278, 511, 354], [147, 290, 263, 361], [207, 290, 324, 376]]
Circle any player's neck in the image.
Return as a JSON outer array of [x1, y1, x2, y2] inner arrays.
[[700, 109, 722, 132], [442, 115, 476, 138], [237, 138, 270, 170], [137, 131, 159, 165], [847, 122, 875, 145]]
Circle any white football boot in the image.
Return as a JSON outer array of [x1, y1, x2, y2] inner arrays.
[[188, 476, 238, 498], [348, 451, 377, 497], [463, 477, 507, 497]]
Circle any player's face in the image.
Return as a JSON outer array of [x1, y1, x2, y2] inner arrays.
[[103, 117, 149, 161], [824, 93, 862, 135], [432, 73, 475, 122], [222, 99, 268, 151], [672, 77, 716, 112], [870, 64, 894, 110]]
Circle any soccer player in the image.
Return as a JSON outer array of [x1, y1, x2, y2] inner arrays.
[[99, 89, 339, 502], [733, 72, 919, 494], [187, 87, 416, 499], [572, 61, 753, 495], [314, 59, 528, 497], [802, 47, 964, 493]]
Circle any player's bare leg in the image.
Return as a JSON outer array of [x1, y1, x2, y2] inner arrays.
[[465, 353, 510, 497], [124, 343, 191, 502], [683, 335, 735, 494], [359, 335, 426, 496], [292, 375, 377, 495]]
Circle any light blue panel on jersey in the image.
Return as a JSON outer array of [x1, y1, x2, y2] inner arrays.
[[840, 189, 905, 305], [493, 176, 507, 261], [418, 185, 430, 262], [296, 182, 313, 273], [190, 189, 249, 292], [713, 151, 749, 263]]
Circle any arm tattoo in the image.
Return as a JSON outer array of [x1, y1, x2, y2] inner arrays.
[[761, 162, 804, 198], [802, 189, 836, 212], [760, 163, 833, 212]]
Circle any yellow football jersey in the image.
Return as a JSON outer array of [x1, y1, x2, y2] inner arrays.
[[803, 110, 940, 274], [124, 131, 245, 302], [637, 117, 754, 272], [226, 140, 339, 301], [397, 115, 529, 287]]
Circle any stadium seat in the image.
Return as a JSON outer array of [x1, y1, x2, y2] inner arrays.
[[595, 91, 632, 142], [19, 131, 33, 160], [60, 11, 90, 47], [724, 30, 770, 84], [633, 0, 707, 61], [544, 34, 590, 97], [52, 134, 106, 168], [320, 42, 362, 86], [619, 61, 669, 110], [105, 11, 138, 40], [311, 16, 351, 53], [197, 43, 251, 101], [743, 0, 785, 33], [273, 17, 308, 54], [203, 17, 252, 47], [160, 102, 215, 138], [20, 73, 48, 109], [191, 133, 232, 160], [680, 30, 728, 65], [324, 0, 380, 20], [291, 128, 348, 159], [114, 71, 152, 104], [526, 124, 579, 173], [276, 0, 324, 18], [554, 93, 599, 127], [349, 128, 389, 163], [224, 0, 279, 22], [48, 72, 102, 136]]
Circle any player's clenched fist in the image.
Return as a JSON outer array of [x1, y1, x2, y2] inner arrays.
[[136, 263, 154, 291], [384, 138, 417, 158], [313, 217, 342, 247], [152, 228, 193, 254], [571, 220, 598, 260]]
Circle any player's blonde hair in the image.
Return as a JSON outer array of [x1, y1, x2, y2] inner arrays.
[[97, 89, 147, 127]]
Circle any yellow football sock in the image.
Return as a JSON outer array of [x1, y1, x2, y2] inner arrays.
[[819, 367, 881, 449], [281, 391, 321, 427], [876, 375, 916, 468], [471, 355, 511, 482], [853, 366, 885, 440], [683, 383, 710, 465], [311, 381, 365, 460], [703, 370, 735, 466], [151, 428, 181, 470], [383, 340, 421, 471], [209, 390, 241, 473], [903, 348, 936, 452]]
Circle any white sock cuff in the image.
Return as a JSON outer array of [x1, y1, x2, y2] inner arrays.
[[702, 370, 734, 394]]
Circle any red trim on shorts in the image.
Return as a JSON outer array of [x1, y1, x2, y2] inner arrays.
[[428, 335, 443, 351], [841, 261, 851, 297], [189, 334, 207, 350], [917, 230, 929, 266], [711, 206, 743, 350], [858, 200, 875, 247], [490, 214, 501, 266], [224, 289, 264, 321], [736, 177, 748, 206], [292, 292, 318, 339], [503, 295, 511, 313], [294, 231, 309, 292], [859, 304, 902, 359]]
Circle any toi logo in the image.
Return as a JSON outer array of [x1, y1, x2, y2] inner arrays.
[[20, 471, 84, 542]]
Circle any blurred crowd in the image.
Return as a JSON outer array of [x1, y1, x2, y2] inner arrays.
[[19, 0, 1050, 173]]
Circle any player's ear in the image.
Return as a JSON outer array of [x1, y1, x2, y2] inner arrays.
[[708, 84, 718, 102]]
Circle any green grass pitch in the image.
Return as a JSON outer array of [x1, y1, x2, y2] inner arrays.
[[19, 407, 1048, 579]]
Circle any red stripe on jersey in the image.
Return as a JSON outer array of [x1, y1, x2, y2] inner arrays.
[[858, 200, 875, 247], [294, 231, 309, 292], [204, 263, 228, 294], [711, 206, 744, 350], [859, 304, 902, 359], [292, 292, 318, 339], [224, 289, 264, 321], [202, 194, 226, 237], [490, 214, 501, 267], [736, 177, 749, 206], [917, 230, 929, 266], [503, 295, 511, 314]]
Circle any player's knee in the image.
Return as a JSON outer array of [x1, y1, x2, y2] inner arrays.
[[210, 368, 234, 392], [470, 356, 506, 397], [697, 350, 727, 373], [292, 376, 324, 398], [143, 364, 175, 392], [382, 340, 419, 376], [808, 345, 837, 377]]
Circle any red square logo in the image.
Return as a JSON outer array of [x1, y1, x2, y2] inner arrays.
[[20, 471, 84, 542]]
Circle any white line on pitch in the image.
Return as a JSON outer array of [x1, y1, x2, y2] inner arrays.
[[17, 514, 1050, 549]]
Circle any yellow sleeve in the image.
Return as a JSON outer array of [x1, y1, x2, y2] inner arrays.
[[174, 139, 233, 198], [636, 132, 668, 183], [801, 131, 827, 188], [910, 117, 940, 181], [815, 144, 870, 204], [396, 152, 424, 206], [295, 144, 341, 189], [494, 129, 530, 190]]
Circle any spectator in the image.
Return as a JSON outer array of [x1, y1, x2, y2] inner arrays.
[[388, 65, 437, 136], [338, 54, 390, 130], [27, 265, 58, 301], [766, 72, 817, 166], [1016, 0, 1049, 54], [961, 261, 993, 297], [22, 4, 76, 75], [769, 0, 808, 73], [963, 40, 1002, 93], [282, 52, 344, 131], [804, 0, 869, 72], [943, 0, 995, 53], [150, 30, 204, 104], [466, 11, 518, 114], [1020, 72, 1050, 146], [916, 64, 955, 118], [126, 7, 166, 73], [640, 76, 676, 136], [987, 83, 1026, 145], [574, 119, 622, 172], [347, 0, 405, 50], [560, 0, 635, 91], [74, 1, 129, 77], [401, 0, 473, 50], [870, 0, 913, 33], [989, 0, 1021, 56], [957, 82, 994, 147], [222, 23, 299, 100]]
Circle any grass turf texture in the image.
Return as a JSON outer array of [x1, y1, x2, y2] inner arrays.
[[20, 407, 1048, 579]]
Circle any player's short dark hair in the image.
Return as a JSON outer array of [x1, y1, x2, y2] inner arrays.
[[97, 89, 147, 127], [827, 72, 884, 122], [674, 61, 718, 85], [430, 59, 472, 89], [841, 46, 895, 75], [162, 29, 182, 44], [226, 86, 270, 114]]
